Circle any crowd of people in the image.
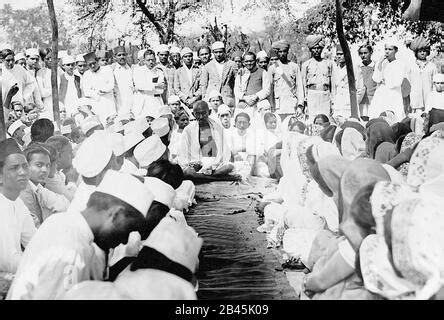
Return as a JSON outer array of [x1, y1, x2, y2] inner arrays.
[[0, 26, 443, 299]]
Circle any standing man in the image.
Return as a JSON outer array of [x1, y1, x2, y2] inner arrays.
[[301, 35, 335, 121], [59, 55, 82, 117], [234, 52, 270, 118], [268, 40, 304, 121], [82, 52, 117, 124], [200, 41, 237, 110], [156, 44, 175, 104], [173, 47, 202, 108], [257, 51, 270, 71], [133, 49, 165, 119], [332, 44, 364, 120], [409, 36, 437, 113], [170, 46, 182, 69], [36, 49, 61, 120], [112, 46, 134, 121], [1, 49, 34, 112], [198, 46, 212, 66], [24, 49, 44, 111], [358, 44, 378, 118], [75, 54, 88, 78]]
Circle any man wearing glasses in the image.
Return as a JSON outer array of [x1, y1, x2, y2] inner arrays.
[[234, 52, 270, 119], [112, 46, 134, 121], [81, 52, 117, 124], [59, 55, 82, 117]]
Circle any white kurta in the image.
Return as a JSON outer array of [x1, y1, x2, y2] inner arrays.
[[113, 64, 134, 119], [82, 66, 116, 124], [36, 67, 61, 121], [369, 59, 406, 121], [409, 60, 437, 111], [64, 73, 80, 117], [132, 65, 164, 119], [0, 194, 36, 275], [1, 65, 34, 107], [332, 64, 365, 118], [7, 211, 105, 300]]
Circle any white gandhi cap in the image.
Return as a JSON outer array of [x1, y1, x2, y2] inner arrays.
[[73, 131, 113, 178], [142, 218, 203, 273], [151, 117, 169, 137], [96, 170, 154, 217], [7, 120, 25, 137], [123, 133, 144, 154], [144, 177, 176, 208], [134, 135, 166, 168], [211, 41, 225, 50]]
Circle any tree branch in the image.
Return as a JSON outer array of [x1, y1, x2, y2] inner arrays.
[[135, 0, 165, 40]]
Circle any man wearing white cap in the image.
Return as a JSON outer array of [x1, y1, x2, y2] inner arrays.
[[7, 170, 155, 300], [174, 47, 202, 108], [36, 48, 62, 120], [60, 55, 82, 117], [112, 46, 134, 121], [134, 135, 167, 170], [68, 131, 117, 213], [120, 133, 145, 176], [156, 44, 175, 103], [425, 73, 444, 112], [14, 53, 26, 68], [170, 46, 182, 69], [234, 52, 270, 116], [82, 52, 117, 124], [75, 54, 88, 78], [257, 50, 270, 71], [133, 49, 165, 119], [167, 95, 181, 115], [61, 217, 202, 300], [23, 49, 44, 112], [200, 41, 237, 109], [207, 90, 223, 121], [7, 120, 27, 148], [217, 104, 232, 130], [369, 39, 407, 121]]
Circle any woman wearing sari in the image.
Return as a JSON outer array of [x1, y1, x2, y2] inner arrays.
[[301, 158, 395, 299], [366, 119, 397, 163], [253, 112, 283, 178], [360, 180, 444, 300]]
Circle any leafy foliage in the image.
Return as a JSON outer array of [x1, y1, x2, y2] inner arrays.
[[0, 3, 73, 51]]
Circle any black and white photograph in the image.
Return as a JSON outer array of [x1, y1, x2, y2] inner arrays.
[[0, 0, 443, 309]]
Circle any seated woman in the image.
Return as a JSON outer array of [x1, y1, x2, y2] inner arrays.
[[254, 112, 283, 179], [177, 101, 236, 181]]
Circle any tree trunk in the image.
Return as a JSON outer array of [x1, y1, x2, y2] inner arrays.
[[0, 72, 5, 141], [47, 0, 61, 129], [335, 0, 358, 119]]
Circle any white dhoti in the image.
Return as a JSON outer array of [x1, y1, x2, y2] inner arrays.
[[133, 92, 163, 119], [369, 84, 405, 122]]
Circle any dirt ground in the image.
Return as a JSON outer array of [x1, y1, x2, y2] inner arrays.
[[187, 178, 303, 300]]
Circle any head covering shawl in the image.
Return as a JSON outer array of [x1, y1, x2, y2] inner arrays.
[[397, 133, 423, 178], [391, 198, 444, 300], [366, 121, 395, 159], [339, 158, 390, 222]]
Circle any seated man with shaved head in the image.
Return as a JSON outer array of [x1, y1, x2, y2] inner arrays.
[[177, 100, 237, 181]]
